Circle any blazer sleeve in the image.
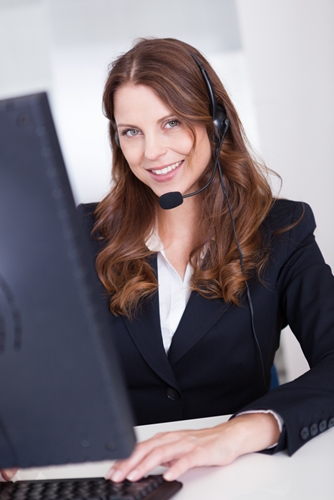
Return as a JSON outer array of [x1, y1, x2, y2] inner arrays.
[[238, 201, 334, 455]]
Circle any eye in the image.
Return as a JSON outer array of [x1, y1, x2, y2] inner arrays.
[[165, 119, 180, 129], [121, 128, 141, 137]]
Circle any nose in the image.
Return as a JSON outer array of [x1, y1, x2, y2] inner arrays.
[[144, 131, 167, 160]]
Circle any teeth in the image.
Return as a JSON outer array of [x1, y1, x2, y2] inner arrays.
[[151, 161, 182, 175]]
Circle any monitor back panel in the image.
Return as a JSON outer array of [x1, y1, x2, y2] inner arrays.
[[0, 93, 136, 469]]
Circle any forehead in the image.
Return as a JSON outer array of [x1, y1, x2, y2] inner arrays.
[[113, 84, 172, 124]]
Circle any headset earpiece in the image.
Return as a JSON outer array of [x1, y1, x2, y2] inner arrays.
[[213, 105, 229, 144], [191, 54, 229, 145], [115, 131, 120, 148]]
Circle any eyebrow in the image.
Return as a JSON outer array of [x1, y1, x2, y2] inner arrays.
[[116, 114, 176, 129]]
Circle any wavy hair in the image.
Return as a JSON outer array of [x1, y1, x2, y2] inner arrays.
[[94, 37, 276, 317]]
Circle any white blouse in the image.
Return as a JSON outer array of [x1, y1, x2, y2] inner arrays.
[[146, 230, 192, 353]]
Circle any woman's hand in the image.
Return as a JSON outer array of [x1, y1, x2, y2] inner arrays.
[[106, 413, 280, 482], [0, 469, 17, 481]]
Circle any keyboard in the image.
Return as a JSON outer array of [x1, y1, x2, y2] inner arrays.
[[0, 475, 182, 499]]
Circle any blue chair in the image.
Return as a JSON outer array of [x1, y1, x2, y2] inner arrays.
[[270, 365, 279, 389]]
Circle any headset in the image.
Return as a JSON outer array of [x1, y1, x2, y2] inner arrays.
[[114, 52, 268, 390]]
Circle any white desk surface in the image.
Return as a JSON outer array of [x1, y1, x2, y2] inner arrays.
[[9, 415, 334, 499]]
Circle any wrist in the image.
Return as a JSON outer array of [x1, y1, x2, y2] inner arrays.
[[225, 413, 281, 457]]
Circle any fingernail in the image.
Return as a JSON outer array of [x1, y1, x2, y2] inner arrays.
[[108, 469, 122, 482], [126, 469, 140, 482], [163, 471, 174, 481], [2, 470, 15, 481]]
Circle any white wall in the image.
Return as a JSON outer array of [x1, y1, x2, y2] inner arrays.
[[237, 0, 334, 380], [0, 0, 51, 97], [237, 0, 334, 267], [0, 0, 256, 203]]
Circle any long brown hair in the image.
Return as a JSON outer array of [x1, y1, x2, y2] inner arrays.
[[94, 37, 275, 317]]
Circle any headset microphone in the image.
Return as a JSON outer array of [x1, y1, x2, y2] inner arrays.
[[159, 191, 183, 210], [159, 54, 229, 210]]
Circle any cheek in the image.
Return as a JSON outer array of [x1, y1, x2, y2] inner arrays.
[[127, 161, 145, 183], [173, 131, 195, 155], [193, 134, 212, 169], [121, 144, 143, 171], [123, 151, 149, 185]]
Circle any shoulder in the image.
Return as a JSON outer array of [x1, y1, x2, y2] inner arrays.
[[77, 202, 99, 233], [77, 202, 104, 256], [77, 202, 99, 220], [261, 199, 319, 274], [264, 198, 316, 237]]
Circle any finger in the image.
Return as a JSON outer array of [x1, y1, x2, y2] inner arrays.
[[107, 440, 165, 481], [161, 461, 173, 467], [1, 469, 18, 481], [107, 432, 186, 482], [115, 434, 201, 482], [163, 449, 209, 481]]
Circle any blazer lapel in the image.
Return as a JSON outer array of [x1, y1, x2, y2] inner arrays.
[[121, 255, 179, 388], [168, 292, 231, 364], [121, 255, 231, 382]]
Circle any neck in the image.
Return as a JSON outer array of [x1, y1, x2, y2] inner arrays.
[[157, 196, 201, 278], [158, 193, 200, 234]]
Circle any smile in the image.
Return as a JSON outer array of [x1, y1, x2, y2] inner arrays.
[[150, 160, 183, 175]]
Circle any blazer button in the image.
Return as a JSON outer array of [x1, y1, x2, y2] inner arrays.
[[328, 417, 334, 428], [310, 423, 318, 437], [166, 387, 179, 400], [319, 420, 327, 432], [300, 427, 309, 440]]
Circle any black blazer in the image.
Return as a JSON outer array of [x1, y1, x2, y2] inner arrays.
[[78, 199, 334, 456]]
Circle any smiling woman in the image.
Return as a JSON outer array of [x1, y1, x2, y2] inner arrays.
[[113, 84, 211, 199], [76, 37, 334, 483], [95, 38, 273, 317]]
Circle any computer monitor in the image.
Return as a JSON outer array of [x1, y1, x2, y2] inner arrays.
[[0, 92, 136, 469]]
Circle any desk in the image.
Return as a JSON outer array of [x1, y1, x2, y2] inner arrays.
[[11, 415, 334, 499]]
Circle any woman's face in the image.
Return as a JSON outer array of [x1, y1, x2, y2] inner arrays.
[[113, 84, 211, 200]]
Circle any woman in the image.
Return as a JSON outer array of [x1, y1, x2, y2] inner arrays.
[[79, 38, 334, 482]]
